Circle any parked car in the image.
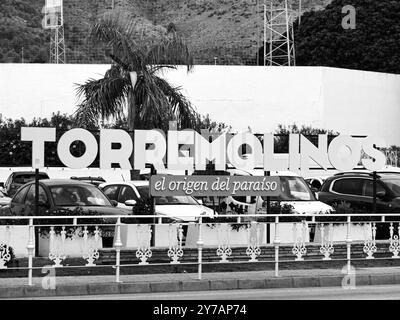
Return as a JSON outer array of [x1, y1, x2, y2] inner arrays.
[[0, 179, 131, 217], [317, 171, 400, 239], [0, 190, 11, 207], [193, 169, 333, 215], [0, 179, 133, 247], [318, 171, 400, 213], [99, 181, 215, 222], [70, 176, 106, 187], [2, 171, 50, 197]]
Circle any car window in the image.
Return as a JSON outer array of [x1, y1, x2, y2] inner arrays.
[[12, 185, 29, 204], [362, 180, 386, 197], [50, 185, 111, 206], [231, 196, 257, 204], [232, 196, 247, 203], [136, 186, 150, 199], [264, 176, 314, 201], [103, 185, 119, 201], [382, 178, 400, 197], [134, 185, 198, 205], [13, 173, 48, 184], [25, 185, 49, 206], [332, 178, 363, 196], [118, 186, 139, 203], [5, 174, 11, 188]]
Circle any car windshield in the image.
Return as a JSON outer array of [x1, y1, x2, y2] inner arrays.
[[50, 185, 111, 207], [262, 176, 315, 201], [14, 174, 48, 184], [382, 178, 400, 197], [136, 186, 199, 205]]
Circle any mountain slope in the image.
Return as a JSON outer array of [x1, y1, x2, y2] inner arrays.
[[0, 0, 331, 64]]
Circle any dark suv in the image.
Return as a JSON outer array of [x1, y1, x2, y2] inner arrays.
[[3, 171, 50, 197], [318, 172, 400, 238], [318, 172, 400, 213]]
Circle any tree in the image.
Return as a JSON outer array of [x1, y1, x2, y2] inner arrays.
[[294, 0, 400, 74], [274, 124, 339, 153], [75, 11, 197, 178]]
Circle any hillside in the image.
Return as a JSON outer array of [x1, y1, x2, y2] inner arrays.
[[0, 0, 331, 65]]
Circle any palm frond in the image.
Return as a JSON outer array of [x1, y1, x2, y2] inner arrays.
[[145, 31, 194, 72], [90, 11, 144, 70], [152, 76, 197, 129], [75, 65, 131, 121]]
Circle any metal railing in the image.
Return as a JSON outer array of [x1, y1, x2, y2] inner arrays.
[[1, 213, 400, 286]]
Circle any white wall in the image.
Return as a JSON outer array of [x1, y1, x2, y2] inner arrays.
[[1, 64, 399, 145]]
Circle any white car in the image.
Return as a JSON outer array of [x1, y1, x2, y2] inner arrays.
[[203, 169, 334, 215], [99, 181, 215, 222]]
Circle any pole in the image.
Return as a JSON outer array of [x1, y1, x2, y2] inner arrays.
[[151, 166, 156, 247], [34, 168, 39, 257], [197, 216, 204, 280], [263, 3, 267, 66], [265, 170, 271, 243], [372, 171, 377, 213]]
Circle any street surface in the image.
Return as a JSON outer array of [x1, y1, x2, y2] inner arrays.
[[12, 285, 400, 300]]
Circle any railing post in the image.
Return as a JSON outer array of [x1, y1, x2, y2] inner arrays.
[[197, 216, 204, 280], [274, 216, 281, 277], [114, 217, 122, 283], [346, 215, 352, 275], [27, 218, 35, 286]]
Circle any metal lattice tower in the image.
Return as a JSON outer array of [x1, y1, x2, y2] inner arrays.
[[43, 0, 66, 64], [263, 0, 296, 66]]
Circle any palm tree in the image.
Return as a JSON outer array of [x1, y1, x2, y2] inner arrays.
[[75, 12, 197, 178]]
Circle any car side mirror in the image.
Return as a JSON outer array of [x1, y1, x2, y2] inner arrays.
[[111, 200, 118, 207], [376, 191, 386, 200], [124, 200, 137, 207], [0, 182, 4, 188]]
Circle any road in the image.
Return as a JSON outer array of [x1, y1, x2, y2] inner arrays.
[[13, 285, 400, 300]]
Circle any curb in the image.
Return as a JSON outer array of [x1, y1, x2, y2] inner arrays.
[[1, 273, 400, 298]]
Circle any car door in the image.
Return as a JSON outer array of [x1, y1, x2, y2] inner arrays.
[[9, 184, 30, 215], [329, 178, 364, 213], [23, 184, 51, 216], [117, 185, 140, 209], [361, 179, 392, 213]]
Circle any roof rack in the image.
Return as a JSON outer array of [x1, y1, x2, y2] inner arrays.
[[334, 171, 379, 177], [378, 171, 400, 175]]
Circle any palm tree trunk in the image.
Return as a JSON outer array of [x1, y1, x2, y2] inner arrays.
[[128, 86, 140, 181]]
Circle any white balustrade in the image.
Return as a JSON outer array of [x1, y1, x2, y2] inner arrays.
[[363, 223, 377, 259], [389, 223, 400, 258], [0, 226, 11, 269], [136, 224, 152, 265], [81, 226, 101, 266], [49, 226, 66, 267], [292, 220, 307, 261], [167, 224, 184, 264], [246, 222, 261, 262], [216, 223, 232, 263], [1, 213, 400, 286], [319, 223, 334, 260]]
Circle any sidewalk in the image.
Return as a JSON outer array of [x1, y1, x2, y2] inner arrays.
[[1, 266, 400, 298]]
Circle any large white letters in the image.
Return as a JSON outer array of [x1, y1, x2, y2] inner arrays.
[[100, 129, 133, 170], [57, 128, 98, 169], [21, 127, 56, 168], [134, 129, 166, 171]]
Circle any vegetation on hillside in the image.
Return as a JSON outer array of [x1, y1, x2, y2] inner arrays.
[[295, 0, 400, 74], [0, 0, 330, 65]]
